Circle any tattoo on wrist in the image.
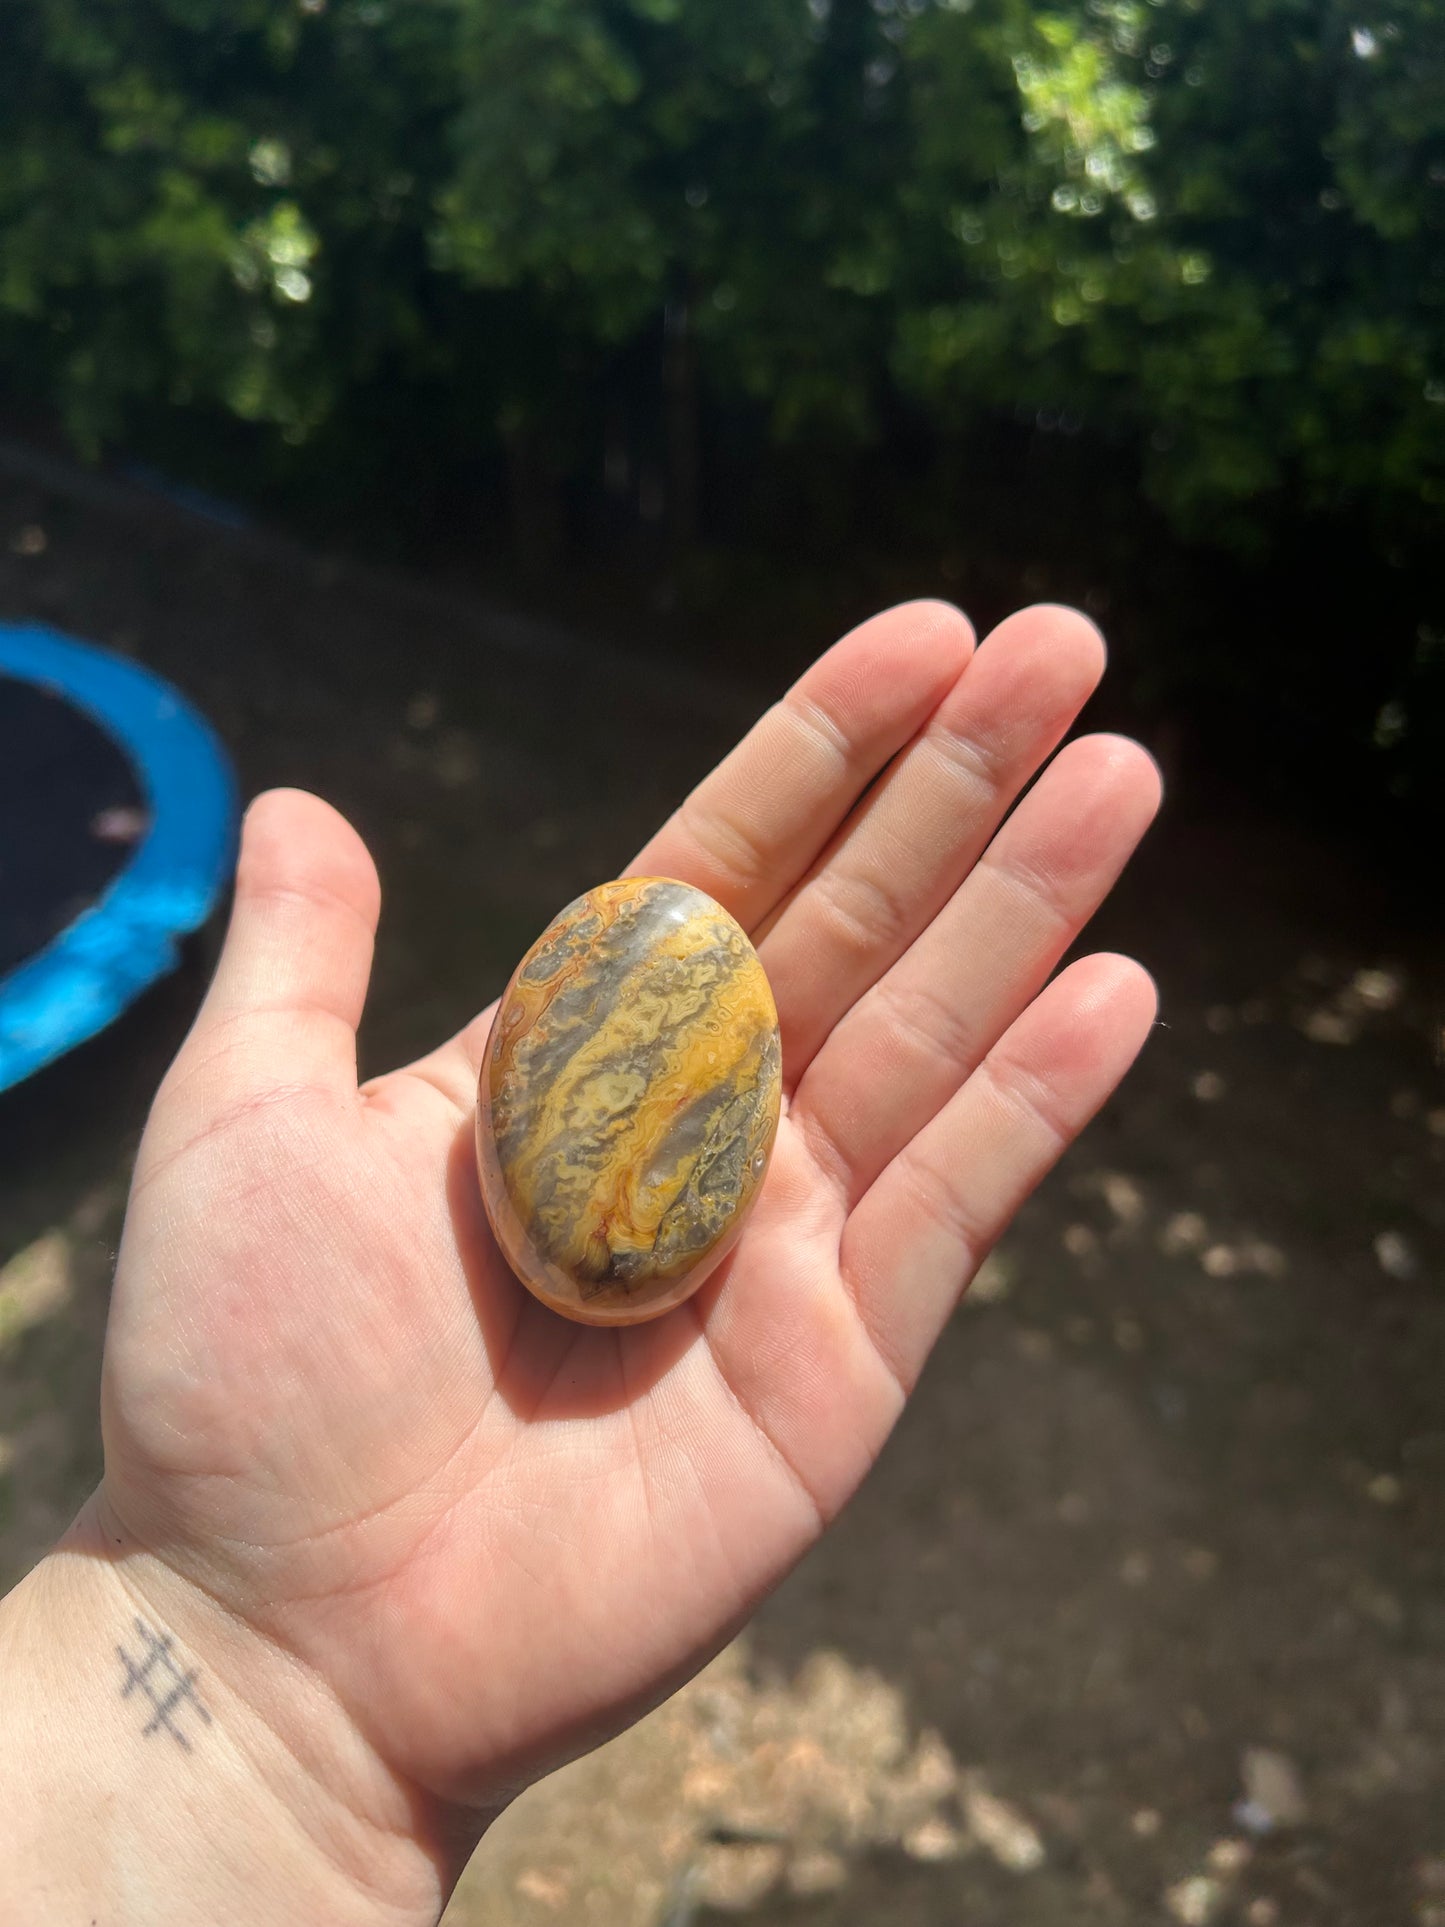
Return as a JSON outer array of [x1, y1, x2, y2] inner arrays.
[[117, 1617, 212, 1750]]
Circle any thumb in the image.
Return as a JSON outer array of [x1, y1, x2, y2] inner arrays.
[[178, 788, 381, 1099]]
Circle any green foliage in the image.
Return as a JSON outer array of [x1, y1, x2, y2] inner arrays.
[[892, 0, 1445, 544], [0, 0, 1440, 551], [0, 0, 457, 447]]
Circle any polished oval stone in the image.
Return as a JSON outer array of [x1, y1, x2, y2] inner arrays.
[[475, 877, 782, 1326]]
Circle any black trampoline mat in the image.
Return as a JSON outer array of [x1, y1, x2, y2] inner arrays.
[[0, 674, 149, 979]]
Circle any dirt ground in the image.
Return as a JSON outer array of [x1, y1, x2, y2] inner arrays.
[[0, 446, 1441, 1927]]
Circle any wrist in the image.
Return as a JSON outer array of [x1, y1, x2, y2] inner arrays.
[[0, 1500, 452, 1927]]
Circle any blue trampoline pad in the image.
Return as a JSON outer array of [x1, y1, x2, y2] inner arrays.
[[0, 625, 237, 1093]]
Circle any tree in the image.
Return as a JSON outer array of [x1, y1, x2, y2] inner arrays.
[[0, 0, 1440, 565], [893, 0, 1445, 545]]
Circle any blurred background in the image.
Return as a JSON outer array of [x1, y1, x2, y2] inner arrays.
[[0, 2, 1441, 1922]]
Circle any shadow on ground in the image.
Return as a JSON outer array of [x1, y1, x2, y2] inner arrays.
[[0, 457, 1440, 1927]]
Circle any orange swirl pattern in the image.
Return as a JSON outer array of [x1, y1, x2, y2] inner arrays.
[[476, 877, 781, 1325]]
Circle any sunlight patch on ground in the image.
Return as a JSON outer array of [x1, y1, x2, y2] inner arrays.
[[1058, 1164, 1297, 1288], [443, 1641, 1052, 1925], [0, 1231, 72, 1348], [1293, 959, 1405, 1046], [0, 1185, 122, 1581]]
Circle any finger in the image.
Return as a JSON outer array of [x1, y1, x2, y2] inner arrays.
[[756, 604, 1106, 1080], [839, 953, 1158, 1394], [795, 733, 1161, 1204], [385, 604, 975, 1120], [629, 600, 975, 932], [180, 789, 381, 1095]]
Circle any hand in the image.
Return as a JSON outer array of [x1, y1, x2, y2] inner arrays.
[[1, 601, 1159, 1923]]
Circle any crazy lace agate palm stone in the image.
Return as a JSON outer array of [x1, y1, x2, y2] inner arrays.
[[476, 877, 782, 1326]]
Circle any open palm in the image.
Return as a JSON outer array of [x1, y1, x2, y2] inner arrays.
[[95, 601, 1159, 1832]]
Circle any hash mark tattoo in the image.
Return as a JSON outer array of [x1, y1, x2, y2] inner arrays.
[[117, 1617, 212, 1750]]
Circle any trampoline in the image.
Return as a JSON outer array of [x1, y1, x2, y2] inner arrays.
[[0, 624, 237, 1094]]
